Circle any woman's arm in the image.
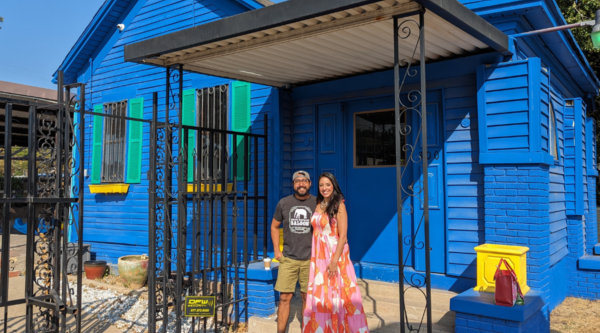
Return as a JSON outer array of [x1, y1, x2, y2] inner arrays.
[[328, 202, 348, 275]]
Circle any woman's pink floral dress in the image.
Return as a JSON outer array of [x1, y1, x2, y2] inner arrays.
[[303, 212, 369, 333]]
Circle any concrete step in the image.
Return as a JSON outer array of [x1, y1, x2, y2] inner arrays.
[[248, 278, 457, 333], [357, 279, 456, 311], [286, 295, 455, 326], [248, 312, 454, 333]]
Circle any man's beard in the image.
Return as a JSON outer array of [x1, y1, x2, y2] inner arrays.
[[294, 186, 308, 196]]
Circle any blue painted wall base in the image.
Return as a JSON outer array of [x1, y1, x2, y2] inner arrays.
[[451, 289, 548, 333], [242, 262, 281, 319], [352, 262, 476, 293]]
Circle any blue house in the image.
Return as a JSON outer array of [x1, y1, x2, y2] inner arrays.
[[55, 0, 600, 331]]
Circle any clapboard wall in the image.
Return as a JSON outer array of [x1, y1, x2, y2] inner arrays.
[[76, 0, 278, 263], [564, 98, 587, 216], [548, 88, 568, 266]]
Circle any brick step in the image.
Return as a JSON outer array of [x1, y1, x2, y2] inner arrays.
[[594, 244, 600, 255], [579, 255, 600, 270], [248, 311, 454, 333]]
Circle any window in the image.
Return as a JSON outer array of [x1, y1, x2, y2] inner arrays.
[[101, 100, 127, 183], [549, 102, 558, 160], [90, 98, 143, 186], [184, 84, 230, 183], [354, 109, 406, 167]]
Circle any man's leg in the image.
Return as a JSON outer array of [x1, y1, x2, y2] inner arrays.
[[278, 292, 294, 333], [301, 292, 307, 312]]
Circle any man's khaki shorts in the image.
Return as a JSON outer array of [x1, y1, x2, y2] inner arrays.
[[274, 256, 310, 293]]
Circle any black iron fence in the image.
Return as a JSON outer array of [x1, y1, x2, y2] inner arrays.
[[147, 66, 269, 333]]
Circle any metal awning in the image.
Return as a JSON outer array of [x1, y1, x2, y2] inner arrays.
[[125, 0, 510, 87]]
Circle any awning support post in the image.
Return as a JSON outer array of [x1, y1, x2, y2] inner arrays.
[[393, 5, 431, 333]]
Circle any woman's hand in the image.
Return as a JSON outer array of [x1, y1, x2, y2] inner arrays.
[[327, 259, 338, 276]]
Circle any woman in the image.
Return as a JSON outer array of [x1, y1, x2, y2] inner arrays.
[[303, 172, 369, 333]]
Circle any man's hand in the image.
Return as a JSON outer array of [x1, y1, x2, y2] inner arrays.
[[275, 250, 283, 261]]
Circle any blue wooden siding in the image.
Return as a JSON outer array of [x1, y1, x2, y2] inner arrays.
[[444, 75, 484, 278], [77, 0, 276, 263], [586, 117, 598, 177], [279, 89, 293, 197], [540, 68, 550, 154], [477, 60, 530, 153], [549, 88, 568, 266], [477, 58, 555, 165], [564, 98, 586, 216]]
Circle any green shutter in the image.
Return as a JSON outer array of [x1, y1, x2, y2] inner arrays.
[[126, 98, 144, 184], [91, 104, 104, 184], [182, 89, 196, 183], [231, 81, 251, 180]]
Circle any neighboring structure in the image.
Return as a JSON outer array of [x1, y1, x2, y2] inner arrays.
[[55, 0, 600, 330]]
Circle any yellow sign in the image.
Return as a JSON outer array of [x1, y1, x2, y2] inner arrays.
[[184, 296, 215, 317]]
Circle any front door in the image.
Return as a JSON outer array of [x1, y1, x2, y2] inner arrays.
[[316, 103, 345, 195], [412, 90, 445, 273], [343, 97, 405, 266]]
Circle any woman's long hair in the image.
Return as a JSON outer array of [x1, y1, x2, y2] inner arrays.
[[316, 172, 345, 218]]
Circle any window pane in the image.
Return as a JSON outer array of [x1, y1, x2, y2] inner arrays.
[[198, 84, 229, 182], [355, 110, 404, 167], [101, 100, 127, 183], [550, 103, 558, 160]]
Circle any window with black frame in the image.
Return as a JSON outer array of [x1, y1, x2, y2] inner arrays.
[[354, 109, 406, 167], [198, 84, 229, 182], [101, 100, 127, 183]]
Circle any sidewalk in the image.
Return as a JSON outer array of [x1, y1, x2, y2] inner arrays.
[[0, 276, 122, 333]]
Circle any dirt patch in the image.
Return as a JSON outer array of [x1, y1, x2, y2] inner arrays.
[[551, 297, 600, 333], [82, 272, 136, 289]]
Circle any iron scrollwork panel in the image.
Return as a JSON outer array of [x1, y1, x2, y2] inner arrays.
[[394, 9, 433, 333]]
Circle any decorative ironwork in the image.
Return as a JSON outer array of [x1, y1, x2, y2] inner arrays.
[[148, 66, 269, 333], [394, 8, 432, 333], [0, 71, 86, 333]]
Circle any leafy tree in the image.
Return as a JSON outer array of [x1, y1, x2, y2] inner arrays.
[[557, 0, 600, 112]]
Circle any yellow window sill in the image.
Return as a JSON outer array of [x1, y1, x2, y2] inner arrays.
[[89, 184, 130, 194], [187, 183, 234, 192]]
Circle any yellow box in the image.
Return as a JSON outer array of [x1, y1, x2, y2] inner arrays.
[[89, 183, 130, 194], [474, 244, 530, 295], [187, 183, 233, 192]]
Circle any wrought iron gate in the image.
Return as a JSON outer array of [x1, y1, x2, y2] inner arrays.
[[0, 71, 86, 333], [148, 66, 268, 333]]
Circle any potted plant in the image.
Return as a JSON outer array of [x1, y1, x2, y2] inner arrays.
[[83, 260, 107, 280], [117, 254, 148, 289]]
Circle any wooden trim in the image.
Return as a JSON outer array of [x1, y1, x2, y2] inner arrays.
[[89, 183, 130, 194]]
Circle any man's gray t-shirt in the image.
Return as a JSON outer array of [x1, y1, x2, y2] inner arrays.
[[273, 195, 317, 261]]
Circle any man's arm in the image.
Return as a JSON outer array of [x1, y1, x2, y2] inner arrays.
[[271, 218, 283, 260]]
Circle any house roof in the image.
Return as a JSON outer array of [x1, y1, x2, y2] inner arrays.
[[124, 0, 510, 87], [53, 0, 268, 85], [467, 0, 600, 95]]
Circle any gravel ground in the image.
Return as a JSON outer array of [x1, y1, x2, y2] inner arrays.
[[75, 283, 218, 333]]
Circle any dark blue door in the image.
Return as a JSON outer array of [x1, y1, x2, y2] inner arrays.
[[316, 103, 345, 195], [413, 91, 446, 273], [343, 97, 411, 266]]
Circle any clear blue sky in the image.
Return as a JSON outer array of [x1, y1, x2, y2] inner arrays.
[[0, 0, 105, 89]]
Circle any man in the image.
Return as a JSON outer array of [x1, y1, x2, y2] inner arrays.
[[271, 170, 317, 333]]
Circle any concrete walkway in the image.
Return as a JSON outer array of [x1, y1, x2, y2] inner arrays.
[[0, 233, 121, 333], [0, 277, 122, 333]]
